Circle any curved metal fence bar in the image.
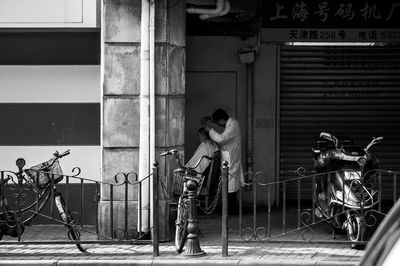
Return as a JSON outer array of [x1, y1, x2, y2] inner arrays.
[[232, 167, 400, 246], [0, 159, 161, 257]]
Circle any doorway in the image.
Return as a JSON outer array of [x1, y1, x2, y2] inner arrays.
[[185, 71, 237, 158]]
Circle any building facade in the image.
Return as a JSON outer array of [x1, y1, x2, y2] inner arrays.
[[1, 0, 400, 239]]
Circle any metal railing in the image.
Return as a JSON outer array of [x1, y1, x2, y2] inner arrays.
[[0, 158, 161, 257], [220, 166, 400, 255]]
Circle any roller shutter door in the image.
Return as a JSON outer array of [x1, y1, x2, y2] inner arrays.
[[279, 45, 400, 199]]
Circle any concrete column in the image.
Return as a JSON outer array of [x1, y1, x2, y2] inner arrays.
[[100, 0, 185, 241]]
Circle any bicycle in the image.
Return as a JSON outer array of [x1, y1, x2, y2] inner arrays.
[[0, 150, 86, 253], [161, 149, 216, 253]]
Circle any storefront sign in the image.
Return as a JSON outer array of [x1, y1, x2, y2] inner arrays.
[[263, 1, 400, 28], [262, 28, 400, 42], [262, 0, 400, 42]]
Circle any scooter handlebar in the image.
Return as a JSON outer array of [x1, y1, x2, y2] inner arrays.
[[365, 136, 384, 152]]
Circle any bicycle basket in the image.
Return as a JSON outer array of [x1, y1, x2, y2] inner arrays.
[[25, 159, 64, 189], [172, 168, 202, 195]]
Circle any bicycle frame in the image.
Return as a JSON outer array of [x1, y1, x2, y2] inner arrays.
[[161, 149, 214, 254], [0, 150, 86, 253]]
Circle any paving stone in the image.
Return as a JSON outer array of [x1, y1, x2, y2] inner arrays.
[[0, 222, 366, 265]]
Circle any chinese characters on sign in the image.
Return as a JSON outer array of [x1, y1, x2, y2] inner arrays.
[[262, 28, 400, 42], [288, 29, 346, 40], [262, 1, 400, 42], [264, 1, 400, 28], [285, 29, 400, 41]]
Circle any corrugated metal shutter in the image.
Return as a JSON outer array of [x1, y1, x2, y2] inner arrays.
[[279, 45, 400, 199]]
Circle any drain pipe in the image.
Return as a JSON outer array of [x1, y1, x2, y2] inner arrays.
[[149, 2, 155, 172], [149, 0, 156, 233], [139, 0, 152, 233], [246, 63, 254, 177], [186, 0, 225, 15], [199, 0, 230, 20], [239, 49, 256, 189]]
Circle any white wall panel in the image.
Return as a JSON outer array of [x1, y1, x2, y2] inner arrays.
[[0, 146, 101, 182], [0, 66, 100, 103], [0, 0, 98, 27]]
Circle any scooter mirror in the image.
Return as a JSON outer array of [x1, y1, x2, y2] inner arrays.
[[320, 132, 332, 139], [365, 136, 384, 152], [320, 132, 338, 148]]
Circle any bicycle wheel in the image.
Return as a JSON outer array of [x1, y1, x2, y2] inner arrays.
[[175, 194, 189, 253], [55, 192, 87, 254]]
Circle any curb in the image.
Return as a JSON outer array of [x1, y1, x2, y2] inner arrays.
[[0, 261, 58, 266], [0, 259, 358, 266]]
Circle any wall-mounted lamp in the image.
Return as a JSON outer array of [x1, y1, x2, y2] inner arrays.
[[238, 49, 256, 64]]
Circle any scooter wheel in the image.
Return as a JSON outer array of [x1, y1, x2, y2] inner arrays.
[[345, 214, 365, 249]]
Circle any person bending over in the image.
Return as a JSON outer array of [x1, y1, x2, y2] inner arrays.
[[203, 109, 244, 214]]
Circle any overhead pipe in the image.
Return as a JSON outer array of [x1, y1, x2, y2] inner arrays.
[[199, 0, 230, 20], [186, 0, 225, 15]]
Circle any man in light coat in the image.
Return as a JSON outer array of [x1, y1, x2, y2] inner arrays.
[[204, 109, 244, 214]]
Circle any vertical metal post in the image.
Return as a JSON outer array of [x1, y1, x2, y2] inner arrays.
[[378, 173, 382, 212], [184, 178, 205, 256], [312, 176, 315, 224], [125, 176, 128, 239], [222, 161, 229, 257], [15, 158, 25, 241], [66, 176, 70, 216], [283, 182, 286, 234], [239, 188, 242, 238], [0, 172, 4, 209], [138, 182, 142, 238], [50, 173, 55, 219], [267, 184, 271, 238], [35, 171, 40, 213], [80, 179, 84, 228], [297, 179, 301, 229], [342, 172, 345, 213], [95, 182, 100, 238], [360, 178, 365, 241], [110, 184, 114, 238], [252, 173, 257, 239], [152, 162, 159, 257]]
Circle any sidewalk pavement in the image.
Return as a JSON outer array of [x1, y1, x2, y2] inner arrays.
[[0, 214, 364, 266]]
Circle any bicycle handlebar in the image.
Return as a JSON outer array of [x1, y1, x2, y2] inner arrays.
[[53, 150, 70, 159], [32, 150, 71, 170], [160, 149, 177, 157]]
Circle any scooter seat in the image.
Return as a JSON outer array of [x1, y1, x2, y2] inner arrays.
[[340, 146, 366, 157]]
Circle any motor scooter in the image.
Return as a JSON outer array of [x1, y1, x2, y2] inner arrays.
[[312, 132, 383, 248]]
